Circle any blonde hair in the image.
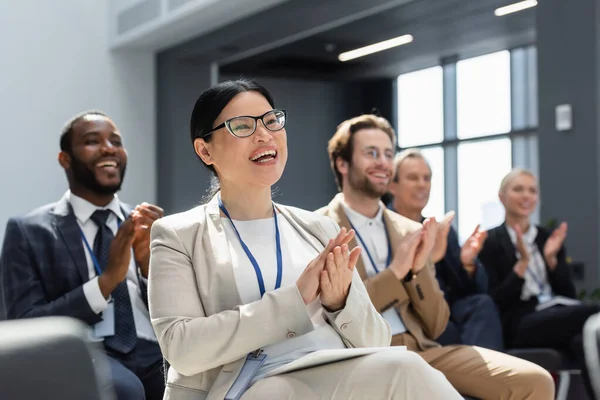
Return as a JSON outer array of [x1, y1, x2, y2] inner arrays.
[[499, 168, 537, 193], [393, 148, 431, 182], [327, 114, 396, 190]]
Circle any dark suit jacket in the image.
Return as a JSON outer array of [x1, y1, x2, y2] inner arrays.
[[0, 195, 148, 324], [478, 222, 576, 343], [434, 225, 488, 307]]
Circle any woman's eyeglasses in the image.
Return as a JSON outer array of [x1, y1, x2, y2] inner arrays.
[[202, 109, 287, 139]]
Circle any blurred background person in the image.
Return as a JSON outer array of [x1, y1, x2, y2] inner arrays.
[[388, 149, 503, 351], [0, 111, 165, 400], [320, 115, 553, 399], [480, 168, 600, 398]]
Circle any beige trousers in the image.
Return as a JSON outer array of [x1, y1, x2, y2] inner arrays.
[[421, 345, 555, 400], [241, 348, 462, 399], [392, 334, 555, 400]]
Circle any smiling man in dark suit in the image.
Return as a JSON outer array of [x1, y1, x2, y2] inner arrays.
[[388, 148, 504, 352], [0, 110, 165, 400]]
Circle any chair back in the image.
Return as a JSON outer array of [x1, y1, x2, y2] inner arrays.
[[0, 317, 112, 400], [584, 312, 600, 400]]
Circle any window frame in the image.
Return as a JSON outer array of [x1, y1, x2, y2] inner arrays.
[[394, 46, 539, 236]]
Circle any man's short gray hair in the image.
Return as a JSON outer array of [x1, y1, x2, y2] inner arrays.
[[393, 148, 431, 182]]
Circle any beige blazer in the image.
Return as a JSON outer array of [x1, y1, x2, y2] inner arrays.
[[148, 194, 391, 400], [317, 194, 450, 352]]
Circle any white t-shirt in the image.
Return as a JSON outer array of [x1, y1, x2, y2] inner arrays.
[[223, 214, 346, 379]]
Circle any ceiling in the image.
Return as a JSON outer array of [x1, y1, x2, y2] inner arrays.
[[167, 0, 536, 80]]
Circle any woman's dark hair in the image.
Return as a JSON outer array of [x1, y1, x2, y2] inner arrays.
[[190, 79, 275, 199]]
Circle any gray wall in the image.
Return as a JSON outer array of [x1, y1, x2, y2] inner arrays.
[[0, 1, 156, 248], [536, 0, 600, 290], [156, 54, 213, 214]]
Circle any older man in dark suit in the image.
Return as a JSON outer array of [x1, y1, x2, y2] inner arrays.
[[0, 110, 165, 400], [388, 148, 503, 351]]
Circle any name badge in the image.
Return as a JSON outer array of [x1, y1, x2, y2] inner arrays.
[[224, 353, 267, 400], [93, 302, 115, 338], [538, 293, 552, 304]]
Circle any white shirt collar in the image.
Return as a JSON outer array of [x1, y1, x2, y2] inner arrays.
[[66, 190, 125, 224], [506, 223, 538, 246], [341, 197, 385, 231]]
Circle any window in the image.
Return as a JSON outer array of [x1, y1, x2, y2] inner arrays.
[[457, 138, 512, 242], [420, 146, 445, 220], [397, 66, 444, 147], [395, 46, 537, 244], [457, 51, 511, 139]]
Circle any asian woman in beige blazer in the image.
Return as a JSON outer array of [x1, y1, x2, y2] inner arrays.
[[148, 79, 462, 400]]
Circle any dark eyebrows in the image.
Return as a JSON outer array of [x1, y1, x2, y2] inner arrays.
[[81, 130, 120, 137]]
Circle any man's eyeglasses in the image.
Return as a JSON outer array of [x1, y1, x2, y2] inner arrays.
[[361, 147, 394, 161], [202, 109, 287, 139]]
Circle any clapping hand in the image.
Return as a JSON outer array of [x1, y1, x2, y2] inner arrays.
[[388, 229, 423, 280], [296, 228, 357, 305], [98, 216, 138, 298], [460, 225, 487, 276], [131, 202, 164, 277], [320, 244, 361, 311], [544, 222, 567, 270], [430, 211, 455, 263], [413, 217, 439, 274]]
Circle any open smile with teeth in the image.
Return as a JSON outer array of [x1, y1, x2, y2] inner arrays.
[[370, 172, 389, 181], [250, 150, 277, 163], [97, 160, 118, 168]]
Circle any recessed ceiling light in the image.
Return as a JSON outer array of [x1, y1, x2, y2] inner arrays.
[[338, 34, 413, 62], [494, 0, 538, 17]]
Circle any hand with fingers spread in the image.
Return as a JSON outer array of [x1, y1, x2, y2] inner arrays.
[[296, 227, 355, 305], [430, 212, 456, 263], [543, 222, 567, 270], [513, 224, 530, 278], [320, 244, 362, 312], [131, 202, 165, 277], [98, 216, 138, 298], [388, 229, 423, 280], [460, 225, 488, 277], [413, 217, 439, 274]]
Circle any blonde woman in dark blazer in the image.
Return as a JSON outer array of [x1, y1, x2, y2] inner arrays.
[[480, 168, 600, 399], [148, 80, 462, 400]]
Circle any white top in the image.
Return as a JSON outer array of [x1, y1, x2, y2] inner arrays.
[[223, 214, 346, 380], [506, 224, 553, 302], [342, 203, 407, 335], [67, 191, 156, 342]]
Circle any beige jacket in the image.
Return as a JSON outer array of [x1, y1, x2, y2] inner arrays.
[[317, 194, 450, 352], [148, 194, 391, 400]]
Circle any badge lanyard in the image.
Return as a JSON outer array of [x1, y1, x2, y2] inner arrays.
[[526, 246, 547, 294], [219, 196, 282, 297], [348, 218, 392, 274], [80, 218, 121, 276]]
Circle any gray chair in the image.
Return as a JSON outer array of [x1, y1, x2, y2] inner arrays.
[[508, 347, 580, 400], [584, 313, 600, 400], [0, 316, 114, 400]]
